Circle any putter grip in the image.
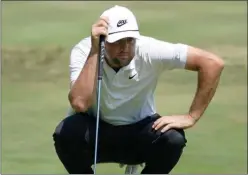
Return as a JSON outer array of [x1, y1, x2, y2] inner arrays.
[[98, 35, 105, 80]]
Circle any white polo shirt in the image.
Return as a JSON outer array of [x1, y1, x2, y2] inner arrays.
[[68, 35, 188, 125]]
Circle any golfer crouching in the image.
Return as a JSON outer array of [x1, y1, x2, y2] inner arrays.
[[52, 5, 224, 174]]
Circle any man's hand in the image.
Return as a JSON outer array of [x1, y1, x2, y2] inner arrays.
[[152, 115, 196, 133], [91, 16, 109, 52]]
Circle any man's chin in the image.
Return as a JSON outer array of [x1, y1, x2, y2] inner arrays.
[[112, 63, 127, 70]]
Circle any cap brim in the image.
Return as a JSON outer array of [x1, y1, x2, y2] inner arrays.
[[106, 31, 140, 43]]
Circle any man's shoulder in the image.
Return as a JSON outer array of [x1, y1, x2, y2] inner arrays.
[[135, 35, 168, 60], [136, 35, 174, 50], [136, 35, 152, 47], [135, 35, 187, 59], [71, 36, 91, 51], [135, 35, 151, 58]]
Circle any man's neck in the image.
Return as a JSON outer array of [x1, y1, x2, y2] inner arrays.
[[113, 67, 120, 73]]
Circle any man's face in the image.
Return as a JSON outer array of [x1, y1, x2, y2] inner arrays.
[[105, 37, 136, 69]]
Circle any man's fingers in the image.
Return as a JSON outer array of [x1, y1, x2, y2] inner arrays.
[[152, 117, 163, 128], [100, 16, 109, 24], [92, 26, 108, 37], [94, 21, 108, 29], [161, 123, 174, 133], [154, 119, 171, 130], [98, 26, 108, 36], [152, 117, 172, 129], [95, 16, 109, 28]]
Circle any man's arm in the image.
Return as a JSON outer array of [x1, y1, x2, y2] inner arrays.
[[184, 46, 224, 123], [146, 37, 224, 121], [68, 48, 98, 112], [68, 17, 109, 113], [146, 37, 225, 131]]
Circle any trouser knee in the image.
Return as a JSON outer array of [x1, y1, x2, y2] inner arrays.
[[150, 129, 187, 157], [163, 129, 187, 149], [52, 113, 94, 173], [141, 129, 187, 174], [52, 113, 91, 143], [52, 113, 91, 158]]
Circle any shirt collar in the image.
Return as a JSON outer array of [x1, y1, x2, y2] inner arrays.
[[121, 57, 136, 71]]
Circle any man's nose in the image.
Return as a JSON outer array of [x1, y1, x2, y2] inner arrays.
[[120, 40, 128, 50]]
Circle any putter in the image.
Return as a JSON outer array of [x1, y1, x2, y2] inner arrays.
[[93, 35, 105, 174]]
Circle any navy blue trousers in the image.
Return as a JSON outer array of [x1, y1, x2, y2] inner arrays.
[[52, 112, 187, 174]]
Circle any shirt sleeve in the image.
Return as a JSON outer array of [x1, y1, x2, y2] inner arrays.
[[69, 41, 91, 86], [145, 37, 188, 74]]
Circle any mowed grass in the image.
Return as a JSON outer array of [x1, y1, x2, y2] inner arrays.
[[2, 1, 247, 174]]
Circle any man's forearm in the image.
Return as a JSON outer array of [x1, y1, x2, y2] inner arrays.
[[69, 50, 98, 112], [188, 60, 224, 123]]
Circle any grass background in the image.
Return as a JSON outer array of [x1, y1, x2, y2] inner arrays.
[[2, 1, 247, 174]]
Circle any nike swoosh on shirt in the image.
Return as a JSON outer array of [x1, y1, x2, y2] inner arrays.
[[129, 74, 137, 79]]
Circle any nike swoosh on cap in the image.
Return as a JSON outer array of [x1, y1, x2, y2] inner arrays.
[[117, 19, 127, 27]]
